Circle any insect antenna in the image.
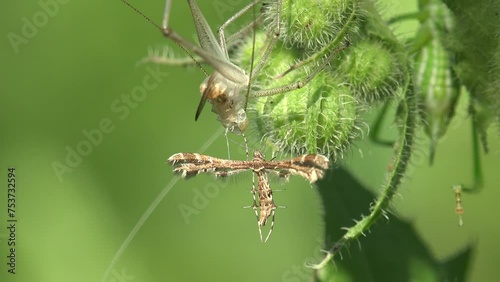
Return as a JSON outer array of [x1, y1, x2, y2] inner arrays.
[[244, 0, 282, 110], [244, 2, 258, 112]]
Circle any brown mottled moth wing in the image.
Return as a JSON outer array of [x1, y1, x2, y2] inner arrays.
[[167, 153, 254, 179], [167, 153, 228, 178], [264, 154, 330, 183], [214, 169, 248, 178], [167, 153, 220, 165]]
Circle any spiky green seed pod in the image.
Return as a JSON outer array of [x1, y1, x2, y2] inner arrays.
[[233, 31, 362, 160], [262, 0, 358, 51], [413, 0, 460, 163], [250, 71, 362, 160], [337, 40, 402, 103]]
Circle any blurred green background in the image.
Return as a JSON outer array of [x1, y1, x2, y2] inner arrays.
[[1, 0, 499, 281]]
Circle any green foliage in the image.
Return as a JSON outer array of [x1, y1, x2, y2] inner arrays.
[[234, 0, 500, 280], [263, 0, 357, 51], [313, 168, 474, 281], [235, 31, 362, 159], [338, 41, 401, 103], [2, 0, 498, 281], [442, 0, 500, 151]]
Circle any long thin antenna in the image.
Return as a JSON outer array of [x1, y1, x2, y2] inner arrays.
[[244, 2, 258, 111]]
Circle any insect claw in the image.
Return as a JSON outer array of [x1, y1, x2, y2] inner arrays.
[[195, 94, 209, 121]]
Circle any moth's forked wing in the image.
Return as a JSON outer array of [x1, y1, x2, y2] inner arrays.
[[271, 154, 330, 183], [167, 152, 221, 178], [167, 153, 248, 179]]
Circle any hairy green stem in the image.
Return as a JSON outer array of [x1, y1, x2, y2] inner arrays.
[[313, 69, 417, 270]]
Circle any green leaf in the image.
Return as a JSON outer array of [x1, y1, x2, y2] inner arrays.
[[314, 167, 472, 281], [439, 244, 475, 282]]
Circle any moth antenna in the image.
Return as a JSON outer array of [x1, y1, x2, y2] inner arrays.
[[244, 1, 258, 112]]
